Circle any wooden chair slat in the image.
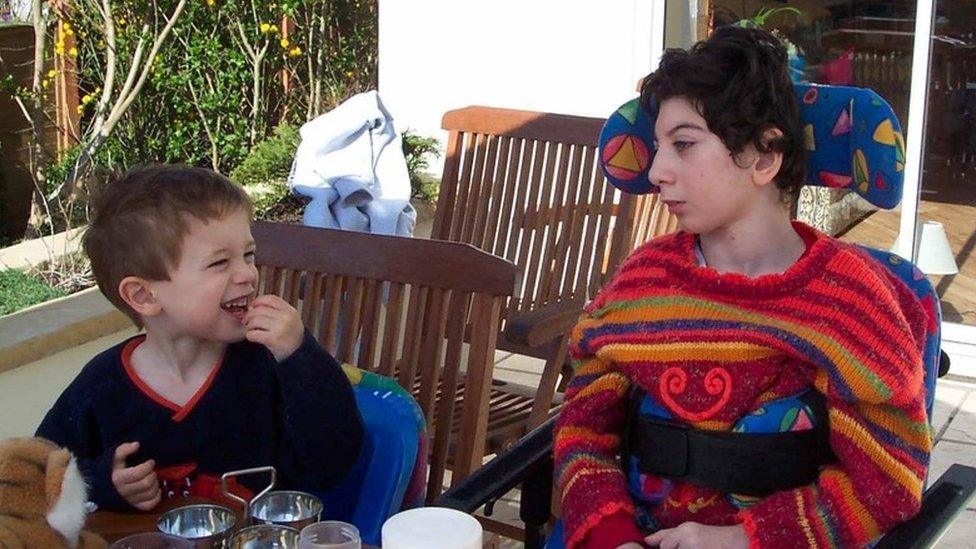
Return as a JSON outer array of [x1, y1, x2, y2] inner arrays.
[[499, 138, 533, 264], [481, 136, 513, 253], [427, 293, 469, 500], [461, 134, 494, 244], [378, 282, 404, 378], [356, 279, 384, 371]]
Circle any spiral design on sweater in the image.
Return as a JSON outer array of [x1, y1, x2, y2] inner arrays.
[[659, 366, 733, 422]]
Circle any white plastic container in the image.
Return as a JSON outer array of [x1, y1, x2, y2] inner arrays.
[[381, 507, 482, 549]]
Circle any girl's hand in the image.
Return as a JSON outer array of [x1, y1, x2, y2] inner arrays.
[[645, 522, 748, 549]]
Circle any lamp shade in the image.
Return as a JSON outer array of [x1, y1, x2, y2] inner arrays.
[[917, 221, 959, 275], [892, 221, 959, 275]]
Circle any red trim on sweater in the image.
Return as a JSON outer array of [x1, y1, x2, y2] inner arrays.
[[121, 336, 225, 422]]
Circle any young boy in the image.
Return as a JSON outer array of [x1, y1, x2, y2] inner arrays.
[[555, 27, 931, 549], [37, 165, 364, 511]]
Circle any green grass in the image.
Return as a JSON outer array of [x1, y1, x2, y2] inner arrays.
[[0, 269, 67, 316]]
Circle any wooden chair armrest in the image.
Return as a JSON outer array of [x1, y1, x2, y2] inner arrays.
[[504, 299, 586, 349]]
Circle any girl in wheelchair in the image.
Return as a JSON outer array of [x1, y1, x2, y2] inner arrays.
[[555, 25, 932, 549]]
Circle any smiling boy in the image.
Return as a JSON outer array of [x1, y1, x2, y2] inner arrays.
[[37, 165, 363, 511]]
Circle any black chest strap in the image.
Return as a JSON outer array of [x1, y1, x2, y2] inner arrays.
[[623, 388, 836, 497]]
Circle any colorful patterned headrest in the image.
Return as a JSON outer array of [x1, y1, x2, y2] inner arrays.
[[599, 84, 906, 209]]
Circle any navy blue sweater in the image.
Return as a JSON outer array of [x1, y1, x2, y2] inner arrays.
[[36, 332, 363, 510]]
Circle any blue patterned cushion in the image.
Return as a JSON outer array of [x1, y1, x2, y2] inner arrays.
[[599, 84, 906, 209]]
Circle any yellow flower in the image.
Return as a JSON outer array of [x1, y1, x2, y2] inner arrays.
[[260, 22, 271, 33], [117, 17, 126, 26], [279, 38, 289, 48], [269, 24, 278, 34], [97, 40, 105, 50], [82, 94, 93, 104], [206, 0, 214, 5], [54, 45, 65, 55], [289, 46, 301, 57], [345, 70, 354, 78], [62, 21, 72, 31], [47, 69, 57, 78], [64, 28, 74, 37], [69, 47, 78, 57], [76, 105, 84, 114], [42, 79, 50, 88]]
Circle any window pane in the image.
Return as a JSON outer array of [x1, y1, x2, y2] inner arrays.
[[918, 2, 975, 326]]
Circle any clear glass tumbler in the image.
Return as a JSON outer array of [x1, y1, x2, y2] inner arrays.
[[109, 532, 193, 549], [298, 521, 361, 549]]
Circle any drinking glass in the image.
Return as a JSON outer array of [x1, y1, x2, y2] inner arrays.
[[109, 532, 193, 549], [298, 521, 361, 549]]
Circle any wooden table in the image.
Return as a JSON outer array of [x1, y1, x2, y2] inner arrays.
[[87, 499, 378, 547]]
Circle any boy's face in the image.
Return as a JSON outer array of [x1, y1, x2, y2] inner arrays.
[[647, 97, 767, 235], [148, 208, 257, 342]]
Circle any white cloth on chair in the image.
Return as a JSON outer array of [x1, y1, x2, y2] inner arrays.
[[289, 90, 416, 237]]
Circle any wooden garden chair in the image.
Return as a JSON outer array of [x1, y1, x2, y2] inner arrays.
[[432, 106, 678, 450], [252, 221, 518, 501]]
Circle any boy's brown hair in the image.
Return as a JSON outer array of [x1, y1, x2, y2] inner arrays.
[[83, 165, 253, 327]]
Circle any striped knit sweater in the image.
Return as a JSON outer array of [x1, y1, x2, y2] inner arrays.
[[555, 222, 931, 549]]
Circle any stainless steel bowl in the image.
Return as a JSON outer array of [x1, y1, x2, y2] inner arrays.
[[228, 525, 300, 549], [250, 490, 323, 529], [157, 504, 237, 548]]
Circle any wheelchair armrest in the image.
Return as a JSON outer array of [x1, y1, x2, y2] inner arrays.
[[504, 299, 585, 349], [939, 350, 951, 378], [434, 416, 556, 513], [875, 464, 976, 548]]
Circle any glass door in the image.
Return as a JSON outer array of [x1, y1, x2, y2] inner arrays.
[[916, 0, 976, 343]]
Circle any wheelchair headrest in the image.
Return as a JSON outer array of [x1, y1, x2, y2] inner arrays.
[[599, 83, 905, 209]]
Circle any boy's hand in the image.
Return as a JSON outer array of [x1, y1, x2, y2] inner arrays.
[[111, 441, 160, 511], [244, 294, 304, 362], [645, 522, 748, 549]]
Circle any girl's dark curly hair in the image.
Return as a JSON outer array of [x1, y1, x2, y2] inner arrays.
[[641, 25, 806, 200]]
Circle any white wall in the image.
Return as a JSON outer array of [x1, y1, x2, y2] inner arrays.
[[378, 0, 662, 175]]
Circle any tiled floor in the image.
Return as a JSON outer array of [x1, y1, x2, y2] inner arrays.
[[483, 347, 976, 548]]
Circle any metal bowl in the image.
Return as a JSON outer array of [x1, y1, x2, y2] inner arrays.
[[250, 490, 323, 529], [228, 525, 300, 549], [157, 504, 237, 548]]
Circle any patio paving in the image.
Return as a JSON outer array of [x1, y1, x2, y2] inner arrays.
[[486, 347, 976, 548]]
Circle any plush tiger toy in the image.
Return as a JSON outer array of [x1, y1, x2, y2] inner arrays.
[[0, 437, 106, 548]]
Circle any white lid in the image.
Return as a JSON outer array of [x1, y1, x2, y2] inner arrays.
[[381, 507, 482, 549]]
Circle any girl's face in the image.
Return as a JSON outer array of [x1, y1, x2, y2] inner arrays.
[[647, 97, 765, 236]]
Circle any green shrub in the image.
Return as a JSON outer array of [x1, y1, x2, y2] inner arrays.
[[0, 269, 67, 316], [229, 123, 299, 217], [230, 123, 300, 187], [402, 130, 441, 202]]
